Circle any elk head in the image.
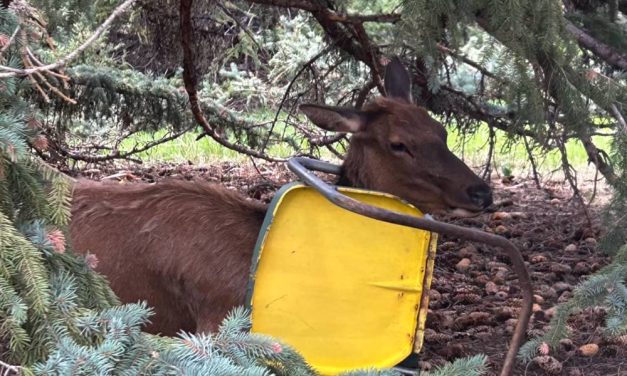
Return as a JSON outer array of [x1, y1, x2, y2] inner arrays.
[[300, 58, 492, 216]]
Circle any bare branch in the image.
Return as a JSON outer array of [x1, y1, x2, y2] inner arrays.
[[522, 135, 542, 189], [481, 124, 495, 180], [580, 134, 619, 185], [436, 43, 501, 81], [0, 24, 19, 58], [54, 127, 193, 163], [0, 360, 22, 376], [0, 0, 136, 78], [262, 44, 334, 152], [310, 133, 346, 146]]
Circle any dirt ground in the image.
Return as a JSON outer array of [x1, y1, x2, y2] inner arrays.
[[72, 161, 626, 376]]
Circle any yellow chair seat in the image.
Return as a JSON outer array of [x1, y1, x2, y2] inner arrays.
[[247, 183, 437, 374]]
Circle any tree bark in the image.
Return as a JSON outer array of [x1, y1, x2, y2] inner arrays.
[[565, 20, 627, 71]]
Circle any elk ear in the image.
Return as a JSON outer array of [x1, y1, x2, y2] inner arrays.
[[300, 104, 366, 133], [384, 56, 412, 103]]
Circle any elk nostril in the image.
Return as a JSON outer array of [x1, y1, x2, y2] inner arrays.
[[466, 184, 493, 209]]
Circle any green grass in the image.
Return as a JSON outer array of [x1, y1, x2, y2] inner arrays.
[[118, 129, 305, 163], [119, 121, 613, 181], [118, 131, 243, 163], [447, 125, 613, 179]]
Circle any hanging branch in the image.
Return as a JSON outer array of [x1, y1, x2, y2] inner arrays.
[[355, 79, 376, 109], [216, 3, 265, 56], [611, 104, 627, 134], [556, 134, 594, 226], [352, 22, 385, 94], [522, 135, 541, 189], [580, 134, 618, 185], [180, 0, 278, 162], [481, 124, 495, 180]]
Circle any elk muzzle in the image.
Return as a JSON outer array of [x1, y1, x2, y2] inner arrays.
[[466, 183, 493, 209]]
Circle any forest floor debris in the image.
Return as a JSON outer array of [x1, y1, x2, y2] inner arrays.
[[71, 161, 625, 376]]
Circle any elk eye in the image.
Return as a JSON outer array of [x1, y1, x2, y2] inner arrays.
[[390, 142, 408, 153]]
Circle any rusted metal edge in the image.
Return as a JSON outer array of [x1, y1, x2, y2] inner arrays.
[[287, 157, 533, 376]]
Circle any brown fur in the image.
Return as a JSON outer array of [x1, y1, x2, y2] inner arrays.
[[338, 97, 490, 214], [70, 61, 492, 335], [71, 180, 266, 335]]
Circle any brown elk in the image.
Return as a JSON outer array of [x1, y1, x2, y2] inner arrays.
[[70, 58, 492, 336]]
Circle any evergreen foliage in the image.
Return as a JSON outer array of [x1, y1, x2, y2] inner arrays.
[[396, 1, 627, 363], [35, 63, 288, 162], [400, 0, 626, 141], [2, 0, 627, 373], [29, 0, 119, 40], [1, 5, 491, 376], [31, 307, 317, 376], [601, 131, 627, 253], [568, 11, 627, 58], [422, 355, 487, 376], [1, 6, 119, 366]]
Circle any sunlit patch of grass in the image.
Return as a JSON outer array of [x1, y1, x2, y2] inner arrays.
[[119, 131, 243, 163], [447, 125, 613, 179], [120, 119, 613, 183]]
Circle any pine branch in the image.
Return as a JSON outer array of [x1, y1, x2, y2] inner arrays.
[[472, 14, 622, 186], [611, 104, 627, 134], [180, 0, 280, 162], [564, 20, 627, 71], [251, 0, 388, 89]]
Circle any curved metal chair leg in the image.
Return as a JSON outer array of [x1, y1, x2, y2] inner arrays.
[[287, 157, 533, 376]]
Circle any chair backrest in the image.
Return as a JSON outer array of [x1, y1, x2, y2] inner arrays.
[[247, 183, 437, 374]]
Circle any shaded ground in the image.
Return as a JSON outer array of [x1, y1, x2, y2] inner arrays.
[[71, 161, 626, 376]]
